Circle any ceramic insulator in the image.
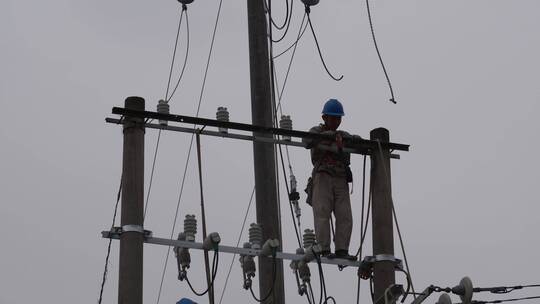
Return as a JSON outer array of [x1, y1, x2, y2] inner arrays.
[[279, 115, 292, 141], [248, 223, 263, 249], [216, 107, 229, 133], [157, 99, 170, 126], [183, 215, 197, 242], [303, 229, 316, 249]]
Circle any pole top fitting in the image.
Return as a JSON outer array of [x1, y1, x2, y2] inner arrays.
[[125, 96, 145, 111]]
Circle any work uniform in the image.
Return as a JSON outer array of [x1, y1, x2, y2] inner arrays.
[[304, 124, 353, 254]]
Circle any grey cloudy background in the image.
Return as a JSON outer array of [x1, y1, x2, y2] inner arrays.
[[1, 0, 539, 303]]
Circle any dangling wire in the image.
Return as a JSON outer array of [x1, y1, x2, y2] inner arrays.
[[273, 14, 309, 60], [97, 174, 122, 304], [366, 0, 397, 104], [166, 5, 190, 102], [305, 6, 343, 81]]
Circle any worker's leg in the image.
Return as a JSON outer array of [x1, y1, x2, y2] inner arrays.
[[333, 177, 352, 252], [312, 172, 333, 253]]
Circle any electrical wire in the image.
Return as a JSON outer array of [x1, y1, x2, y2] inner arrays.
[[268, 0, 302, 249], [185, 250, 220, 296], [374, 139, 416, 298], [97, 175, 122, 304], [217, 186, 256, 304], [365, 0, 396, 104], [266, 0, 290, 30], [154, 0, 224, 301], [143, 129, 162, 221], [306, 9, 343, 81], [164, 7, 187, 101], [273, 15, 309, 60], [474, 285, 540, 294], [167, 7, 190, 102], [249, 255, 278, 302], [468, 296, 540, 304]]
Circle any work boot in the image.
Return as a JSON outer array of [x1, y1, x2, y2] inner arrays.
[[328, 249, 357, 261]]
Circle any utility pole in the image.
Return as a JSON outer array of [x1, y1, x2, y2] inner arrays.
[[246, 0, 286, 303], [370, 128, 395, 303], [119, 96, 145, 304]]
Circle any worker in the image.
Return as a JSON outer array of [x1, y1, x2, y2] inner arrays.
[[303, 98, 357, 261]]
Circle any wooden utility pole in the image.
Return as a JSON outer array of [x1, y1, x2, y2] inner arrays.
[[370, 128, 395, 303], [246, 0, 286, 303], [119, 96, 145, 304]]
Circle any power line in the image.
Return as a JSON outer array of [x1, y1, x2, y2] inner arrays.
[[167, 7, 191, 102], [165, 7, 187, 101], [305, 7, 343, 81], [97, 174, 122, 304], [143, 129, 162, 221], [218, 186, 256, 304], [365, 0, 396, 104], [468, 295, 540, 304], [154, 0, 225, 301]]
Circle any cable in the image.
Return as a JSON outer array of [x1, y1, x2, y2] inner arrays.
[[306, 8, 343, 81], [143, 129, 162, 221], [218, 187, 256, 304], [164, 7, 186, 101], [374, 139, 416, 298], [313, 250, 337, 304], [167, 7, 190, 102], [249, 254, 278, 302], [474, 285, 540, 294], [468, 296, 540, 304], [268, 0, 302, 249], [355, 155, 368, 304], [154, 0, 224, 301], [97, 175, 122, 304], [273, 15, 309, 60], [266, 0, 290, 30], [365, 0, 396, 104], [185, 250, 220, 296]]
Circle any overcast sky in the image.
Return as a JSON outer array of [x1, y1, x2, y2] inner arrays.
[[1, 1, 539, 304]]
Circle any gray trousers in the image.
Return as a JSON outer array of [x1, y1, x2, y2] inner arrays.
[[312, 171, 353, 252]]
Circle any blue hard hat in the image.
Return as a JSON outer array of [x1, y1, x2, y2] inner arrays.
[[177, 298, 197, 304], [322, 98, 344, 116]]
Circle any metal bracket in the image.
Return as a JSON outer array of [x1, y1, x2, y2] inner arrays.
[[101, 226, 153, 239], [364, 254, 404, 269]]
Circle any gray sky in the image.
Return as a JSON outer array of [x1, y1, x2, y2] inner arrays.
[[1, 0, 539, 303]]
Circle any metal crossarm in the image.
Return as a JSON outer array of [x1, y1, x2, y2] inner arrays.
[[109, 107, 410, 152], [102, 230, 363, 267]]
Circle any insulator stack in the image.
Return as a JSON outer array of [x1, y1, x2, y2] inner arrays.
[[157, 99, 170, 126], [216, 107, 229, 133], [303, 229, 316, 249], [298, 261, 311, 283], [184, 215, 197, 242], [279, 115, 292, 141], [249, 223, 263, 249]]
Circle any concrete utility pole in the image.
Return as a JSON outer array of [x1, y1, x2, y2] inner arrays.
[[246, 0, 286, 303], [119, 96, 145, 304], [370, 128, 395, 303]]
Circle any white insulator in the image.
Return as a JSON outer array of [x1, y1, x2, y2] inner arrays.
[[279, 115, 293, 141], [157, 99, 170, 126], [216, 106, 229, 133], [183, 215, 197, 242], [248, 223, 263, 250], [303, 229, 316, 249]]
